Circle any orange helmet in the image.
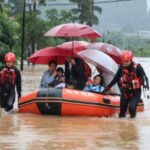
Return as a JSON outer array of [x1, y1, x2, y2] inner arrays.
[[5, 52, 16, 62], [121, 50, 133, 61]]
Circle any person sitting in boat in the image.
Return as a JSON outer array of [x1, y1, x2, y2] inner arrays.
[[65, 57, 86, 90], [96, 66, 120, 95], [55, 67, 66, 89], [65, 78, 77, 89], [39, 60, 57, 88], [83, 74, 105, 93]]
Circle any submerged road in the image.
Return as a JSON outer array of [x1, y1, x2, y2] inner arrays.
[[0, 58, 150, 150]]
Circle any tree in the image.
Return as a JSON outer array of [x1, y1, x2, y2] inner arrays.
[[135, 40, 150, 57], [0, 6, 20, 61], [0, 41, 10, 63], [70, 0, 102, 26], [46, 8, 61, 27], [46, 8, 75, 25], [6, 0, 50, 16], [46, 8, 76, 45], [60, 9, 74, 23], [16, 12, 49, 58]]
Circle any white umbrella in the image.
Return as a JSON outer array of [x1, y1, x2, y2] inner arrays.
[[77, 49, 118, 75]]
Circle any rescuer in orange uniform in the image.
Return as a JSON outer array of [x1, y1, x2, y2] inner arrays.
[[104, 50, 149, 118], [0, 52, 21, 113]]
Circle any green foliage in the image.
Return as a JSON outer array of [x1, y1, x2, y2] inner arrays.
[[16, 11, 49, 58], [107, 31, 124, 48], [0, 41, 10, 63], [0, 9, 15, 48], [15, 8, 72, 59], [45, 8, 75, 46], [104, 30, 150, 57], [0, 0, 4, 2], [7, 0, 24, 16], [134, 40, 150, 57], [46, 8, 74, 25], [46, 8, 61, 26], [60, 9, 74, 23], [0, 6, 20, 61], [70, 0, 102, 26], [6, 0, 49, 16]]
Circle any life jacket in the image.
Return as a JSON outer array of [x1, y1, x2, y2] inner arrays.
[[0, 66, 16, 86], [120, 62, 143, 90]]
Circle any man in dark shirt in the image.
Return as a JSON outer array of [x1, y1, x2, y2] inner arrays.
[[104, 50, 149, 118], [65, 57, 86, 90], [0, 52, 21, 113]]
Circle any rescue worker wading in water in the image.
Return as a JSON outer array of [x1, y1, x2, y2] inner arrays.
[[104, 50, 149, 118], [0, 52, 21, 113]]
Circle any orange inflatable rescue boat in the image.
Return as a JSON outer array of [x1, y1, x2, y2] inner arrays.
[[19, 88, 144, 117]]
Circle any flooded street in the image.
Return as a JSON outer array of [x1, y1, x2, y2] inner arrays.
[[0, 58, 150, 150]]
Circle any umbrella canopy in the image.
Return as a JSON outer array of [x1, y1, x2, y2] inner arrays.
[[44, 23, 102, 38], [28, 47, 79, 65], [85, 42, 122, 64], [57, 40, 90, 53], [78, 49, 118, 75]]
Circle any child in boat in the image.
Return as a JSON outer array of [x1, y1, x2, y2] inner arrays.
[[55, 67, 66, 89], [83, 74, 104, 93], [65, 78, 77, 89]]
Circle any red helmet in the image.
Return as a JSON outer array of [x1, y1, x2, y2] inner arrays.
[[5, 52, 16, 62], [121, 50, 133, 61]]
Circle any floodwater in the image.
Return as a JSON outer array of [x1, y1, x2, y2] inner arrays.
[[0, 58, 150, 150]]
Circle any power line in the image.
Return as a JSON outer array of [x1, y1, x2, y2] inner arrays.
[[95, 0, 143, 4], [95, 0, 143, 2], [5, 0, 145, 7], [44, 0, 144, 6]]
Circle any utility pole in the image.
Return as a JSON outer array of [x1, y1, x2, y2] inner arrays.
[[20, 0, 26, 71]]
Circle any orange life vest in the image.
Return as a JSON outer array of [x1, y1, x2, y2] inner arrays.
[[120, 62, 143, 90], [0, 66, 16, 86]]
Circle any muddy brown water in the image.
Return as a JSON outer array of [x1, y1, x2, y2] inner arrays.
[[0, 59, 150, 150]]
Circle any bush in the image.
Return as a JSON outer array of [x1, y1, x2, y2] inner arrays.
[[0, 41, 10, 63]]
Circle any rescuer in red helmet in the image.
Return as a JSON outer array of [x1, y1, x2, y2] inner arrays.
[[0, 52, 21, 113], [104, 50, 149, 118]]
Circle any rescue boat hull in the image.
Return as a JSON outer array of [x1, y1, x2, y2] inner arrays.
[[18, 88, 144, 117]]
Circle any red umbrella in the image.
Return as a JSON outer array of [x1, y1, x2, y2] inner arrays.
[[44, 23, 102, 38], [28, 46, 92, 77], [57, 41, 90, 53], [28, 47, 79, 65], [85, 42, 122, 64]]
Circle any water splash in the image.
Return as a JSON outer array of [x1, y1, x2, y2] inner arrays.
[[147, 0, 150, 13]]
